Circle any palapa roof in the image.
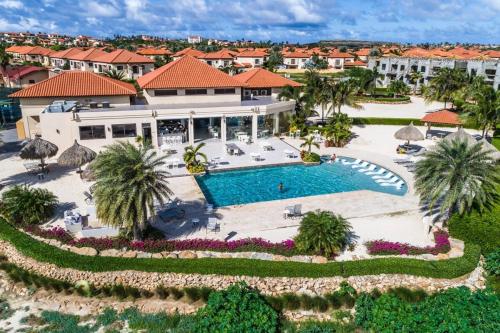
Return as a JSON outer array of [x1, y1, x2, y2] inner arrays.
[[58, 140, 97, 167], [394, 122, 424, 142], [233, 68, 301, 88], [20, 137, 58, 160], [421, 109, 461, 125], [137, 56, 246, 89]]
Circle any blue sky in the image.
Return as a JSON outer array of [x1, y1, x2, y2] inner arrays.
[[0, 0, 499, 43]]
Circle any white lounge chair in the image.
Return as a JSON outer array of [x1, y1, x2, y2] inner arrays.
[[341, 158, 361, 166], [358, 164, 376, 173], [250, 153, 261, 161], [380, 180, 405, 189], [284, 150, 296, 159], [366, 167, 386, 176], [207, 218, 219, 232], [376, 176, 399, 184], [352, 161, 369, 169], [373, 172, 394, 180]]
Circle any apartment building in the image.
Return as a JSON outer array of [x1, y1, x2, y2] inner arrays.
[[199, 49, 238, 68], [282, 51, 310, 69], [67, 48, 108, 72], [49, 48, 84, 68], [327, 50, 355, 70], [5, 46, 54, 66], [90, 49, 154, 79], [235, 49, 268, 68]]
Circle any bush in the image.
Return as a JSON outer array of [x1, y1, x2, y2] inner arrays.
[[485, 250, 500, 276], [366, 230, 450, 256], [355, 287, 500, 332], [187, 163, 205, 174], [0, 185, 58, 225], [294, 210, 352, 257], [449, 205, 500, 255], [301, 151, 321, 163], [194, 282, 279, 333]]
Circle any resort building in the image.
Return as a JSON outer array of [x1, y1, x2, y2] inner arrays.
[[67, 48, 108, 72], [235, 49, 268, 68], [172, 47, 206, 60], [199, 49, 238, 68], [282, 51, 311, 69], [0, 66, 49, 88], [90, 49, 155, 79], [49, 48, 84, 69], [11, 56, 297, 151], [327, 50, 356, 70], [136, 48, 173, 60], [5, 45, 54, 66], [233, 68, 301, 99]]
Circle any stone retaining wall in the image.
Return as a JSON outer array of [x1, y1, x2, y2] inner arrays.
[[0, 240, 485, 296]]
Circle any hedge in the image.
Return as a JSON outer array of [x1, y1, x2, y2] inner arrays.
[[0, 218, 480, 278], [354, 96, 411, 103]]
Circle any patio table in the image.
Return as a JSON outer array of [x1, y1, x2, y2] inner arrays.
[[225, 143, 242, 155]]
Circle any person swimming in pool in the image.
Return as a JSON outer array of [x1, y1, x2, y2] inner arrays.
[[278, 182, 284, 192], [328, 153, 337, 163]]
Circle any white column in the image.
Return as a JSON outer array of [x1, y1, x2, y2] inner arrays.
[[273, 113, 280, 135], [252, 113, 258, 142], [221, 116, 227, 142], [188, 117, 194, 145]]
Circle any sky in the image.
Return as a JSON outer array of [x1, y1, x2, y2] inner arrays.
[[0, 0, 499, 44]]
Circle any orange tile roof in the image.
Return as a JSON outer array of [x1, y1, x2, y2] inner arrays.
[[137, 55, 247, 89], [421, 109, 461, 125], [172, 47, 205, 58], [237, 49, 268, 57], [9, 71, 136, 98], [355, 48, 371, 56], [6, 45, 53, 56], [49, 47, 84, 59], [343, 60, 368, 67], [68, 48, 108, 61], [482, 50, 500, 58], [200, 48, 238, 59], [136, 48, 172, 56], [328, 50, 354, 58], [92, 49, 154, 64], [283, 51, 310, 58], [233, 68, 301, 88]]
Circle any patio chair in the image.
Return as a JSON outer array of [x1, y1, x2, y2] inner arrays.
[[292, 204, 302, 218], [373, 172, 394, 180], [250, 153, 261, 161], [341, 158, 361, 166], [207, 217, 219, 232], [358, 164, 376, 173], [83, 191, 94, 205], [283, 205, 294, 219], [380, 180, 405, 189], [284, 150, 296, 159], [351, 161, 369, 169], [365, 167, 386, 176], [376, 176, 399, 184]]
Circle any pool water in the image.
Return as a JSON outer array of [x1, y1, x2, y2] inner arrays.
[[195, 157, 407, 207]]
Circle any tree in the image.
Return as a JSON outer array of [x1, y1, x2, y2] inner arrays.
[[348, 68, 381, 95], [153, 55, 172, 69], [423, 67, 467, 108], [278, 85, 314, 118], [335, 80, 362, 113], [0, 46, 12, 71], [300, 135, 320, 153], [92, 142, 172, 240], [0, 185, 58, 225], [305, 53, 328, 70], [324, 112, 353, 147], [387, 80, 410, 98], [183, 142, 208, 173], [103, 68, 126, 81], [294, 210, 352, 257], [408, 70, 423, 94], [263, 48, 283, 71], [194, 282, 279, 333], [415, 139, 499, 217], [463, 80, 499, 138]]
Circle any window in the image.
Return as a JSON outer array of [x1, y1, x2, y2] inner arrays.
[[28, 80, 35, 84], [185, 89, 207, 95], [420, 66, 426, 72], [291, 59, 296, 64], [381, 64, 386, 70], [112, 124, 137, 138], [207, 60, 212, 65], [132, 66, 138, 74], [214, 88, 235, 94], [400, 65, 405, 70], [117, 65, 123, 70], [88, 62, 93, 67], [255, 59, 260, 64], [223, 61, 229, 67], [79, 125, 105, 140], [155, 89, 177, 96]]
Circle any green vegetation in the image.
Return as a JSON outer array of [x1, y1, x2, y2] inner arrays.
[[355, 287, 500, 332], [194, 283, 279, 333], [0, 217, 481, 278], [300, 135, 319, 154], [301, 151, 321, 163], [415, 139, 499, 216], [352, 117, 423, 126], [92, 142, 173, 240], [461, 77, 499, 137], [294, 211, 352, 257], [353, 95, 411, 103], [103, 68, 126, 81], [0, 185, 58, 225], [387, 79, 411, 97], [323, 112, 353, 147], [485, 250, 500, 276], [183, 142, 208, 174], [423, 67, 468, 109]]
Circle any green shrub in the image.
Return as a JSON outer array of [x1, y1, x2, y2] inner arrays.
[[294, 210, 352, 257], [265, 295, 284, 312], [292, 320, 356, 333], [324, 293, 342, 309], [0, 185, 58, 225], [199, 287, 213, 302], [184, 287, 201, 302], [302, 151, 321, 163], [194, 282, 279, 333], [485, 249, 500, 276], [449, 204, 500, 255], [282, 293, 302, 310]]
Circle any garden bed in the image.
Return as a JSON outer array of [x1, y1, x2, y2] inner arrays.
[[366, 230, 451, 256]]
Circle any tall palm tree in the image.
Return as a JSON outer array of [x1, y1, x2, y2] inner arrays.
[[335, 80, 362, 113], [278, 85, 313, 118], [103, 68, 126, 81], [424, 67, 467, 108], [415, 139, 499, 218], [300, 135, 320, 153], [183, 142, 208, 167], [387, 80, 410, 98], [408, 70, 423, 94], [323, 112, 353, 147], [92, 142, 172, 240], [463, 80, 499, 138]]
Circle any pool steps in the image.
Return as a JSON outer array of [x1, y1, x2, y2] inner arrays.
[[339, 159, 404, 190]]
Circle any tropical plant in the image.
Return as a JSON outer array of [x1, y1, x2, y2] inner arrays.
[[415, 139, 499, 217], [0, 46, 12, 71], [92, 142, 172, 240], [423, 67, 468, 108], [294, 210, 352, 257], [334, 80, 362, 113], [153, 55, 172, 68], [300, 135, 320, 153], [323, 112, 352, 147], [387, 80, 410, 98], [278, 85, 314, 119], [348, 68, 381, 95], [194, 282, 279, 333], [305, 53, 328, 70], [0, 185, 58, 225], [462, 81, 499, 138], [263, 47, 283, 71], [408, 70, 423, 94], [103, 68, 126, 81], [485, 249, 500, 276], [183, 142, 207, 173]]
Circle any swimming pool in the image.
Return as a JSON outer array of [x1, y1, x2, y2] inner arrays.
[[195, 157, 407, 207]]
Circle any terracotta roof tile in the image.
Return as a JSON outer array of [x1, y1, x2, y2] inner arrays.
[[49, 47, 84, 59], [421, 109, 461, 125], [136, 48, 172, 56], [3, 66, 47, 80], [172, 47, 205, 58], [6, 45, 53, 56], [283, 51, 310, 58], [237, 49, 268, 57], [233, 68, 301, 88], [9, 71, 136, 98], [93, 49, 154, 64], [328, 50, 354, 58], [137, 55, 247, 89], [343, 60, 368, 67], [200, 48, 238, 59], [67, 48, 108, 61]]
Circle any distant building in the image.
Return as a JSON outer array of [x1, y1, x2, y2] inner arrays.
[[187, 35, 202, 44], [1, 66, 49, 88]]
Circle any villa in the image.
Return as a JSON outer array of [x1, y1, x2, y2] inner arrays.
[[66, 48, 108, 72], [172, 47, 206, 60], [199, 48, 239, 68], [5, 45, 54, 66], [90, 49, 155, 79], [136, 47, 173, 60], [282, 51, 311, 69], [49, 47, 84, 69], [235, 49, 268, 68], [327, 50, 356, 70], [10, 56, 297, 151]]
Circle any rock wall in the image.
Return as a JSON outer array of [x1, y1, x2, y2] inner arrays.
[[0, 240, 485, 296]]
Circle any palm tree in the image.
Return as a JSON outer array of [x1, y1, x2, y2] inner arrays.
[[323, 112, 353, 147], [424, 67, 467, 108], [463, 80, 499, 138], [92, 142, 172, 240], [0, 46, 12, 72], [183, 142, 208, 167], [278, 85, 313, 118], [300, 135, 320, 153], [408, 70, 423, 94], [103, 68, 126, 81], [387, 80, 410, 98], [415, 139, 499, 218], [335, 80, 362, 113]]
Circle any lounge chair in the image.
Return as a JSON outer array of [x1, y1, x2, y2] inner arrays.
[[283, 205, 294, 219], [352, 161, 369, 169], [83, 191, 94, 205], [293, 204, 302, 218], [366, 167, 386, 176], [380, 180, 405, 189], [376, 176, 399, 184], [207, 217, 219, 232], [341, 158, 361, 166], [358, 164, 376, 173], [411, 147, 427, 156], [373, 172, 394, 180], [284, 150, 296, 159], [250, 153, 261, 161]]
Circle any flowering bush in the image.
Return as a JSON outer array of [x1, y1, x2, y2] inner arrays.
[[365, 230, 450, 256], [24, 225, 73, 243]]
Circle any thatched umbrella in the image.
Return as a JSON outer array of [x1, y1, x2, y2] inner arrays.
[[58, 140, 97, 176], [20, 136, 58, 172], [479, 138, 500, 160], [443, 128, 477, 146], [394, 122, 424, 145]]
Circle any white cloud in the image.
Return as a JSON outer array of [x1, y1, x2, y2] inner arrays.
[[0, 0, 23, 9], [124, 0, 151, 23], [85, 0, 120, 17]]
